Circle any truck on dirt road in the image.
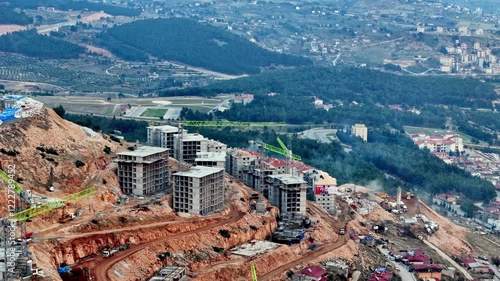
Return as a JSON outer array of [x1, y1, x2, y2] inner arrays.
[[102, 243, 131, 258]]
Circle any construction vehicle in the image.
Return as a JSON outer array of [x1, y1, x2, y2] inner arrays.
[[58, 213, 75, 223], [378, 193, 388, 199], [102, 243, 131, 258], [406, 192, 414, 200]]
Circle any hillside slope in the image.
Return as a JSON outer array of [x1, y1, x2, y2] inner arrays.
[[98, 18, 312, 75], [0, 107, 124, 217]]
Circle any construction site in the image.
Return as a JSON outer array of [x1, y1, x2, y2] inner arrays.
[[1, 106, 499, 281]]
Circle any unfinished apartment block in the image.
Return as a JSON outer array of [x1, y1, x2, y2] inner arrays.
[[195, 151, 226, 168], [226, 148, 259, 181], [174, 132, 227, 165], [267, 174, 307, 215], [173, 166, 225, 215], [116, 146, 169, 196], [147, 125, 181, 155]]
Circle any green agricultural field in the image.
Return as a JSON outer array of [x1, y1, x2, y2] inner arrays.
[[141, 108, 168, 118]]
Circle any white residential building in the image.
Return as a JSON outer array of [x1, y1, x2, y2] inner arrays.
[[351, 123, 368, 142]]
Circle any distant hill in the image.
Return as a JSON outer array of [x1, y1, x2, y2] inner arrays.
[[6, 0, 141, 17], [0, 30, 85, 59], [0, 6, 33, 25], [98, 18, 312, 75]]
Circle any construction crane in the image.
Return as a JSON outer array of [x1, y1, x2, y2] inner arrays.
[[11, 187, 97, 222], [276, 137, 293, 173], [250, 263, 258, 281], [149, 120, 287, 127], [260, 140, 301, 161], [180, 120, 286, 127]]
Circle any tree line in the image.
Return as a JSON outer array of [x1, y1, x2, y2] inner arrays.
[[0, 30, 85, 59], [175, 66, 495, 108], [98, 18, 312, 75], [0, 6, 33, 25], [6, 0, 141, 16]]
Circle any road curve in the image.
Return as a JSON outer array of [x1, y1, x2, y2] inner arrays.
[[94, 204, 243, 281], [259, 203, 349, 281], [36, 212, 226, 240], [259, 236, 347, 281]]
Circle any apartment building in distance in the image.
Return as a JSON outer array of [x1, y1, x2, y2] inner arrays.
[[410, 131, 464, 153], [116, 146, 169, 196], [147, 125, 181, 155], [267, 174, 307, 215], [351, 123, 368, 142], [172, 166, 225, 215], [195, 152, 226, 168], [174, 132, 227, 165]]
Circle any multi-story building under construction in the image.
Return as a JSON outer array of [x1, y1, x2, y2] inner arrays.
[[116, 146, 169, 196]]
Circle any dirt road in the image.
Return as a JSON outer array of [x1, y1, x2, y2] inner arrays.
[[259, 203, 349, 281], [93, 204, 243, 280], [423, 240, 473, 280], [259, 236, 348, 281]]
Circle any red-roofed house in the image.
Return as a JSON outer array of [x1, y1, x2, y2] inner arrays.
[[368, 269, 392, 281], [293, 266, 328, 281], [233, 94, 254, 105], [411, 264, 443, 279]]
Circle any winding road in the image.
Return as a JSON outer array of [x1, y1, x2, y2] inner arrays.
[[93, 204, 243, 280], [259, 204, 349, 281]]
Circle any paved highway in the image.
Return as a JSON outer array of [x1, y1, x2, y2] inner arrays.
[[299, 128, 337, 143]]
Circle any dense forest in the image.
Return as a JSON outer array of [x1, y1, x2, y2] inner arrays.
[[98, 18, 312, 74], [6, 0, 141, 16], [0, 30, 85, 59], [173, 66, 498, 143], [0, 6, 33, 25], [164, 67, 496, 108], [64, 114, 147, 143], [338, 130, 496, 202]]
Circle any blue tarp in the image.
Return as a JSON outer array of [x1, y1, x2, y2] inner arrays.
[[57, 266, 72, 274], [375, 266, 387, 272], [0, 107, 18, 121]]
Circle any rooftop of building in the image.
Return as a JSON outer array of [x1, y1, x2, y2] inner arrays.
[[195, 151, 226, 162], [147, 124, 179, 132], [353, 123, 367, 128], [148, 266, 186, 281], [173, 166, 224, 178], [117, 146, 169, 157], [315, 171, 337, 186], [181, 133, 207, 142], [268, 174, 306, 185], [296, 266, 328, 278], [227, 148, 261, 158]]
